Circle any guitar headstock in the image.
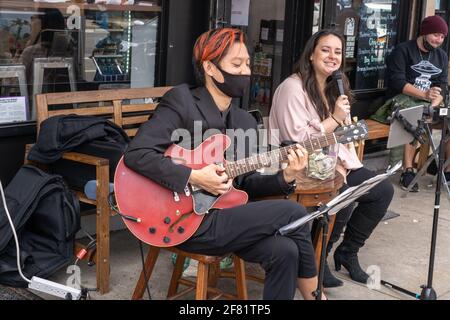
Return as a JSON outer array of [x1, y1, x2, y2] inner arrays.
[[334, 120, 369, 144]]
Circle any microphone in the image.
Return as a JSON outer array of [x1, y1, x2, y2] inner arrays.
[[332, 70, 351, 126], [332, 70, 345, 96]]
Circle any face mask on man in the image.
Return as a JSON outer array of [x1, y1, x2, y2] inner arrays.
[[212, 65, 251, 98], [423, 36, 437, 52]]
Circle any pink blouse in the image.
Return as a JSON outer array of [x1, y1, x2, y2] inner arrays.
[[269, 74, 363, 173]]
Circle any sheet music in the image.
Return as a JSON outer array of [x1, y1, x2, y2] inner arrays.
[[278, 162, 402, 235]]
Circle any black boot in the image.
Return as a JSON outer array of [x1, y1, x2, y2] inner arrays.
[[323, 259, 343, 288], [333, 244, 369, 284]]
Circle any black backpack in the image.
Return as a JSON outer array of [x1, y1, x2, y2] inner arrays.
[[0, 165, 80, 287]]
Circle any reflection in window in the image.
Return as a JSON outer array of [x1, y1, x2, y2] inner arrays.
[[335, 0, 400, 90], [0, 5, 160, 123], [313, 0, 322, 34]]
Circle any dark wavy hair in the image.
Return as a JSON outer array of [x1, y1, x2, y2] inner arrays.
[[293, 29, 353, 121], [193, 28, 247, 85]]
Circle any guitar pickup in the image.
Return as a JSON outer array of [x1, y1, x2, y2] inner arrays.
[[173, 192, 180, 202], [184, 186, 191, 196]]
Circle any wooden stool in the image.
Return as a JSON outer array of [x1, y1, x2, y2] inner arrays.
[[132, 246, 248, 300]]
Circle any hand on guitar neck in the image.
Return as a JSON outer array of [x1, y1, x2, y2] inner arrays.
[[189, 145, 308, 195], [282, 145, 308, 183]]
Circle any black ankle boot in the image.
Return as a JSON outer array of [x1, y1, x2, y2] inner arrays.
[[323, 260, 343, 288], [334, 245, 369, 284]]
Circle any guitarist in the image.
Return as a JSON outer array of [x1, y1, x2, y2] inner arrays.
[[124, 28, 322, 300]]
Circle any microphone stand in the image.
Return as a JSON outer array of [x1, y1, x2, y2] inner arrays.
[[381, 90, 449, 300], [420, 89, 449, 300]]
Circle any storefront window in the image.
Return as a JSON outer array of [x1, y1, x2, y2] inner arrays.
[[313, 0, 323, 34], [0, 0, 161, 124], [435, 0, 449, 53], [242, 0, 286, 116], [334, 0, 400, 90]]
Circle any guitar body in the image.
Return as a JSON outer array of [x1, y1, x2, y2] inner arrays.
[[114, 134, 248, 247]]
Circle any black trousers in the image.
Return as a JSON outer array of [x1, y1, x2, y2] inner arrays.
[[178, 200, 317, 300], [328, 167, 395, 251]]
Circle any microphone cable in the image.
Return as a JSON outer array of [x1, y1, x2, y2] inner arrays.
[[0, 179, 32, 285]]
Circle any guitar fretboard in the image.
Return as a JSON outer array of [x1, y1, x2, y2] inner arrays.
[[225, 132, 337, 179]]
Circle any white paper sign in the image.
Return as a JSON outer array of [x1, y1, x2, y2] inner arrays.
[[0, 97, 28, 123], [276, 29, 284, 42], [231, 0, 250, 26]]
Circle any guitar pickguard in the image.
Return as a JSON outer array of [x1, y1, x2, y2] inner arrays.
[[192, 190, 220, 215]]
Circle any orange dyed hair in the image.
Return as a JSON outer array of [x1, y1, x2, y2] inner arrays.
[[193, 28, 246, 84]]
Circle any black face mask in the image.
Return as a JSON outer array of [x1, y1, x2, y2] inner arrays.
[[423, 37, 436, 52], [212, 65, 251, 98]]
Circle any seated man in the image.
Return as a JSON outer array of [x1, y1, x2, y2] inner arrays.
[[384, 15, 449, 191], [124, 28, 323, 300]]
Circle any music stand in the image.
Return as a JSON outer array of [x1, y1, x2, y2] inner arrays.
[[277, 162, 402, 300], [386, 105, 450, 196], [387, 105, 424, 149]]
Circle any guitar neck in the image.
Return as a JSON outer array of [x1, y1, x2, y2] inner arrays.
[[225, 132, 337, 179]]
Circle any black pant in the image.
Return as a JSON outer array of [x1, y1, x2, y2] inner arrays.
[[328, 167, 395, 251], [178, 200, 317, 300]]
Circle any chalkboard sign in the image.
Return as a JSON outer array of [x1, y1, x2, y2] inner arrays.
[[355, 0, 399, 90]]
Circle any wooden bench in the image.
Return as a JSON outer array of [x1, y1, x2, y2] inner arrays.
[[358, 119, 432, 170], [30, 87, 172, 294], [356, 119, 390, 161]]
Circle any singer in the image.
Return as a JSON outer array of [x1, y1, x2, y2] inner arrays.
[[269, 29, 394, 288]]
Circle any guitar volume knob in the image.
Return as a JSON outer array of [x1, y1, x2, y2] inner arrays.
[[163, 237, 171, 244], [149, 227, 156, 234], [178, 227, 185, 234], [164, 217, 171, 224]]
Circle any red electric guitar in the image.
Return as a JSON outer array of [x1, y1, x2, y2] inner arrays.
[[114, 121, 368, 247]]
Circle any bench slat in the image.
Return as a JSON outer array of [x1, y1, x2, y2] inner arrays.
[[49, 106, 114, 117], [43, 87, 172, 105], [125, 128, 139, 137], [366, 119, 390, 140], [122, 115, 150, 126], [122, 103, 158, 113]]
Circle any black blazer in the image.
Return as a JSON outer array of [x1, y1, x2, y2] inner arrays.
[[124, 84, 293, 198]]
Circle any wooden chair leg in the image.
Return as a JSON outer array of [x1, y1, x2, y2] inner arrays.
[[132, 246, 160, 300], [96, 164, 110, 294], [167, 254, 186, 298], [233, 256, 248, 300], [208, 261, 220, 287], [356, 139, 366, 162], [417, 142, 430, 171], [195, 262, 209, 300]]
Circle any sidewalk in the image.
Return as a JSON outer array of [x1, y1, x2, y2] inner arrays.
[[30, 152, 450, 300]]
